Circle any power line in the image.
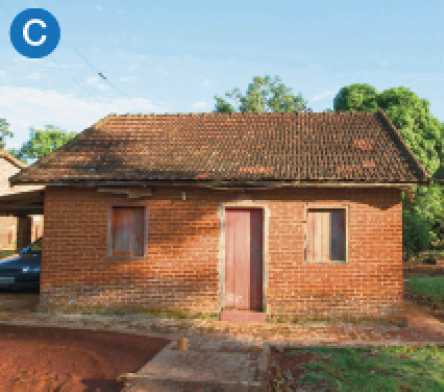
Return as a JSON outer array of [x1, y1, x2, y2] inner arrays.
[[49, 58, 99, 100], [0, 2, 100, 102], [69, 46, 138, 109], [15, 0, 139, 112]]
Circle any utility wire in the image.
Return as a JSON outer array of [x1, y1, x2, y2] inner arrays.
[[1, 1, 99, 101], [16, 0, 139, 112], [0, 2, 103, 122], [48, 57, 99, 100], [69, 46, 139, 110]]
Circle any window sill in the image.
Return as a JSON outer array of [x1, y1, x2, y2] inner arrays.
[[107, 255, 148, 261], [304, 260, 348, 265]]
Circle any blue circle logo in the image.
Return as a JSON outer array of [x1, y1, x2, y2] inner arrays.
[[10, 8, 60, 59]]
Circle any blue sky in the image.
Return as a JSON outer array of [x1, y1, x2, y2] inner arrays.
[[1, 0, 443, 150]]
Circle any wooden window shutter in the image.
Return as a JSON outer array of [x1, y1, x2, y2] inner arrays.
[[307, 209, 346, 262], [111, 207, 144, 257]]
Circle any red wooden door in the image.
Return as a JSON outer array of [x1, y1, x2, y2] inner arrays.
[[224, 208, 263, 310]]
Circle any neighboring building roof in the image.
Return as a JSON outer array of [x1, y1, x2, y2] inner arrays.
[[0, 150, 27, 169], [10, 110, 430, 186]]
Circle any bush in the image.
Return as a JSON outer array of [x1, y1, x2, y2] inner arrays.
[[403, 210, 431, 262], [424, 255, 437, 265]]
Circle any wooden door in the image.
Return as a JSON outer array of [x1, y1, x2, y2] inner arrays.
[[224, 208, 263, 310]]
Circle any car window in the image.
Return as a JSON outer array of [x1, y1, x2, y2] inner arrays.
[[28, 239, 42, 253]]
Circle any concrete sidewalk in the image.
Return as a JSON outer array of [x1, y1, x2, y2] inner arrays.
[[121, 338, 268, 391]]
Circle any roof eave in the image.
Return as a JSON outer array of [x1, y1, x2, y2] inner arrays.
[[8, 178, 429, 189]]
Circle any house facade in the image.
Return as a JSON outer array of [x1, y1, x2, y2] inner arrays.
[[10, 111, 430, 322], [0, 151, 44, 250]]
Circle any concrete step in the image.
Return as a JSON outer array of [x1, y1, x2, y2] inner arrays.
[[220, 310, 267, 323], [121, 339, 267, 391]]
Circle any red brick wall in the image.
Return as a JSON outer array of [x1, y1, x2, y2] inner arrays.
[[40, 185, 403, 321]]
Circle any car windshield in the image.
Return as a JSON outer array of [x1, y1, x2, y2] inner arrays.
[[24, 238, 42, 254]]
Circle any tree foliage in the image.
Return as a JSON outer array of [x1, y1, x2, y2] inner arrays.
[[0, 118, 13, 150], [333, 83, 379, 112], [333, 84, 442, 176], [214, 75, 309, 113], [377, 87, 442, 176], [402, 209, 431, 261], [13, 125, 77, 164], [334, 83, 444, 252]]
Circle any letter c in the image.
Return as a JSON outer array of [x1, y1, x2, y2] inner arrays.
[[23, 19, 46, 46]]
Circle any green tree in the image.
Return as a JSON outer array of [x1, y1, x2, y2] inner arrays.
[[0, 118, 13, 150], [214, 97, 235, 113], [15, 125, 77, 164], [402, 210, 431, 261], [333, 83, 379, 112], [333, 84, 441, 176], [377, 87, 441, 176], [214, 75, 309, 113], [333, 83, 444, 252]]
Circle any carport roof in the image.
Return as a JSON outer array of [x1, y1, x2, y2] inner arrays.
[[0, 189, 44, 216]]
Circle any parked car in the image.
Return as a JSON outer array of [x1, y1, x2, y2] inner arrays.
[[0, 238, 42, 290]]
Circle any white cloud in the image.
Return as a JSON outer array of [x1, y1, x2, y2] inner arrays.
[[45, 61, 83, 70], [310, 91, 336, 103], [23, 72, 43, 80], [86, 76, 109, 91], [201, 79, 214, 89], [96, 5, 103, 11], [191, 101, 210, 111], [157, 69, 171, 76], [120, 76, 137, 82], [0, 71, 8, 76], [127, 64, 139, 73], [0, 86, 171, 149], [86, 76, 98, 84]]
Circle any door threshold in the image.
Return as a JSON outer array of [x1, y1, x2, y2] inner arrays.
[[220, 309, 267, 322]]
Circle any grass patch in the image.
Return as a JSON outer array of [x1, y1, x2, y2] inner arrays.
[[40, 304, 220, 321], [277, 345, 444, 391], [408, 276, 444, 302], [0, 249, 19, 259]]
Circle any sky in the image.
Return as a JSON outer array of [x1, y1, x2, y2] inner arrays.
[[0, 0, 443, 150]]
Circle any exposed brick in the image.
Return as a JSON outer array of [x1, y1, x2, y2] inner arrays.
[[40, 185, 404, 322]]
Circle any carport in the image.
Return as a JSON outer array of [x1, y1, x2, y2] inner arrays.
[[0, 189, 44, 251]]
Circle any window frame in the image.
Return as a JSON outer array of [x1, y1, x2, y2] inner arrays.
[[107, 202, 149, 260], [303, 203, 349, 265]]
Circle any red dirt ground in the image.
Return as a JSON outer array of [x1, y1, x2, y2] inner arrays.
[[0, 324, 170, 392]]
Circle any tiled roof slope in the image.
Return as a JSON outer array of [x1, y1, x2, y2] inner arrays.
[[10, 110, 430, 185], [0, 150, 27, 169]]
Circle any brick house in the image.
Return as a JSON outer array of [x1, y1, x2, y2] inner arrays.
[[0, 151, 44, 250], [10, 110, 430, 322]]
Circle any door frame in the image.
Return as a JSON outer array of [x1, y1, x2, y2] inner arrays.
[[218, 201, 269, 314]]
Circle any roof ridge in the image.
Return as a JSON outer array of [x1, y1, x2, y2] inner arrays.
[[97, 111, 376, 119], [9, 110, 428, 186], [93, 114, 115, 128], [376, 109, 431, 182]]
